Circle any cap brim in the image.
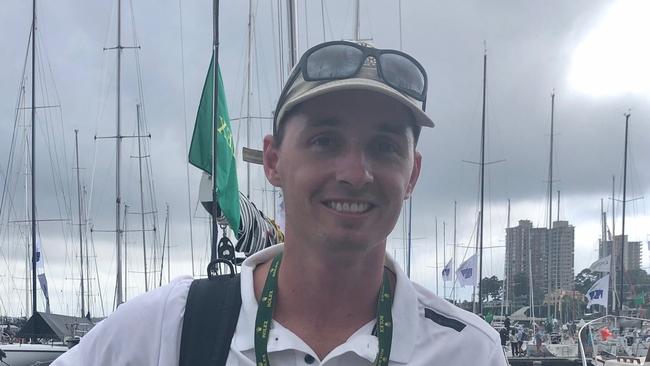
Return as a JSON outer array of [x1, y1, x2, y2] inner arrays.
[[280, 77, 434, 128]]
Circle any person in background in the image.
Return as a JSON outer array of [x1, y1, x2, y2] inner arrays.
[[509, 329, 518, 356], [535, 323, 544, 353], [516, 326, 525, 356], [499, 327, 509, 353]]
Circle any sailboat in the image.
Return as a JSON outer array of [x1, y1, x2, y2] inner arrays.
[[193, 0, 292, 274], [0, 1, 93, 364], [577, 113, 650, 366]]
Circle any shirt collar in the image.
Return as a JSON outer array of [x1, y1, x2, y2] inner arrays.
[[231, 244, 418, 364]]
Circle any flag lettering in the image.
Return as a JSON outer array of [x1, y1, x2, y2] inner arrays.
[[589, 289, 603, 300], [217, 116, 234, 155]]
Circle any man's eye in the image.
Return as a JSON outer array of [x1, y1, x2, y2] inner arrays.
[[374, 140, 398, 154], [311, 135, 334, 148]]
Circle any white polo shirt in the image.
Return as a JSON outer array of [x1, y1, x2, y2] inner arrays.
[[53, 244, 507, 365]]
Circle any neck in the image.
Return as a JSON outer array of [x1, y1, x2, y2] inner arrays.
[[280, 241, 386, 317], [254, 240, 391, 359]]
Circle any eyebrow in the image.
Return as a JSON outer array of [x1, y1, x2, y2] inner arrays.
[[305, 118, 410, 136], [377, 122, 409, 136], [304, 118, 341, 128]]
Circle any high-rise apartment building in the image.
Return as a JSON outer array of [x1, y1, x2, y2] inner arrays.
[[598, 235, 642, 272], [505, 219, 575, 310], [546, 221, 575, 292], [505, 220, 546, 309]]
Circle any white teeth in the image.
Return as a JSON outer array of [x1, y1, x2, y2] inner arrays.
[[327, 201, 369, 213]]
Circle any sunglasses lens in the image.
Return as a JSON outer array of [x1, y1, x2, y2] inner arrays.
[[306, 44, 364, 79], [379, 53, 425, 99]]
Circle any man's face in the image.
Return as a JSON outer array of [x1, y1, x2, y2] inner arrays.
[[263, 90, 422, 252]]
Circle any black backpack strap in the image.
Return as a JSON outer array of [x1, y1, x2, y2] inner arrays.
[[179, 274, 242, 366]]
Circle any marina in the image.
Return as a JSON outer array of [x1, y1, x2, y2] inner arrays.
[[1, 0, 649, 365]]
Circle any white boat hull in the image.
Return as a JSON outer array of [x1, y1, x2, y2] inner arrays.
[[0, 343, 67, 366]]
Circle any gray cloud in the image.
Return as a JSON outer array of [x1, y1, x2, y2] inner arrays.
[[1, 0, 648, 316]]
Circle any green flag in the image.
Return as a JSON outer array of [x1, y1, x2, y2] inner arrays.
[[484, 312, 493, 324], [634, 292, 645, 306], [188, 55, 240, 235]]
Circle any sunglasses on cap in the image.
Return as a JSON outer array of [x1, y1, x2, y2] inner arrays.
[[274, 41, 428, 132]]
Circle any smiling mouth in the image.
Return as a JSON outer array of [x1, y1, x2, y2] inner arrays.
[[324, 201, 373, 214]]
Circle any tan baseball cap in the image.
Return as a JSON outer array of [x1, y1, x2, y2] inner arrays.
[[273, 43, 434, 131]]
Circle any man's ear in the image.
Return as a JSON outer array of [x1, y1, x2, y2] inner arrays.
[[404, 151, 422, 200], [263, 135, 282, 187]]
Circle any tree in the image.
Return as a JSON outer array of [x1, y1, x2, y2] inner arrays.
[[513, 272, 529, 298], [511, 271, 546, 312], [480, 275, 503, 302], [623, 269, 650, 308], [575, 268, 599, 294]]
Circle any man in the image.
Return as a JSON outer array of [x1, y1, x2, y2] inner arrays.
[[499, 327, 509, 352], [509, 328, 518, 356], [534, 324, 543, 353], [516, 325, 525, 356], [53, 41, 507, 365]]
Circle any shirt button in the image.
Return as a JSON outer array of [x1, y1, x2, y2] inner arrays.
[[304, 354, 315, 364]]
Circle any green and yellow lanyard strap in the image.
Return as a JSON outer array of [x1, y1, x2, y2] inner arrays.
[[255, 254, 393, 366]]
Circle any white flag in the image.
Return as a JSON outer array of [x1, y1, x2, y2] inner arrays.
[[35, 237, 51, 313], [456, 254, 477, 287], [585, 274, 609, 308], [589, 255, 611, 273], [35, 237, 45, 272], [442, 259, 453, 282], [275, 190, 285, 232]]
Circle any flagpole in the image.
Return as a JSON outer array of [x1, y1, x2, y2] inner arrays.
[[443, 221, 446, 299], [435, 217, 438, 296], [619, 112, 630, 315], [31, 0, 37, 319], [210, 0, 220, 272]]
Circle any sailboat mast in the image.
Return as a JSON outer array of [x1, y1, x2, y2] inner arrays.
[[158, 203, 170, 287], [619, 112, 630, 313], [210, 0, 220, 267], [286, 0, 297, 69], [435, 217, 438, 296], [30, 0, 37, 318], [354, 0, 361, 40], [557, 190, 560, 222], [115, 0, 124, 307], [601, 198, 608, 315], [556, 189, 560, 319], [84, 185, 91, 314], [443, 221, 446, 299], [611, 175, 617, 313], [123, 204, 128, 301], [245, 0, 253, 199], [166, 204, 171, 283], [528, 230, 535, 319], [546, 92, 555, 318], [407, 196, 412, 277], [75, 130, 85, 317], [504, 198, 510, 315], [453, 201, 457, 303], [478, 50, 487, 315], [135, 104, 148, 291], [177, 1, 196, 278], [398, 0, 402, 50]]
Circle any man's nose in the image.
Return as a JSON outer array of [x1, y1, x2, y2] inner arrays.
[[335, 147, 373, 188]]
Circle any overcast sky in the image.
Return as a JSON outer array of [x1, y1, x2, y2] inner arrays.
[[1, 0, 649, 317]]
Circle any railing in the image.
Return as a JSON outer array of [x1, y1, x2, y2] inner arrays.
[[578, 315, 650, 366]]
